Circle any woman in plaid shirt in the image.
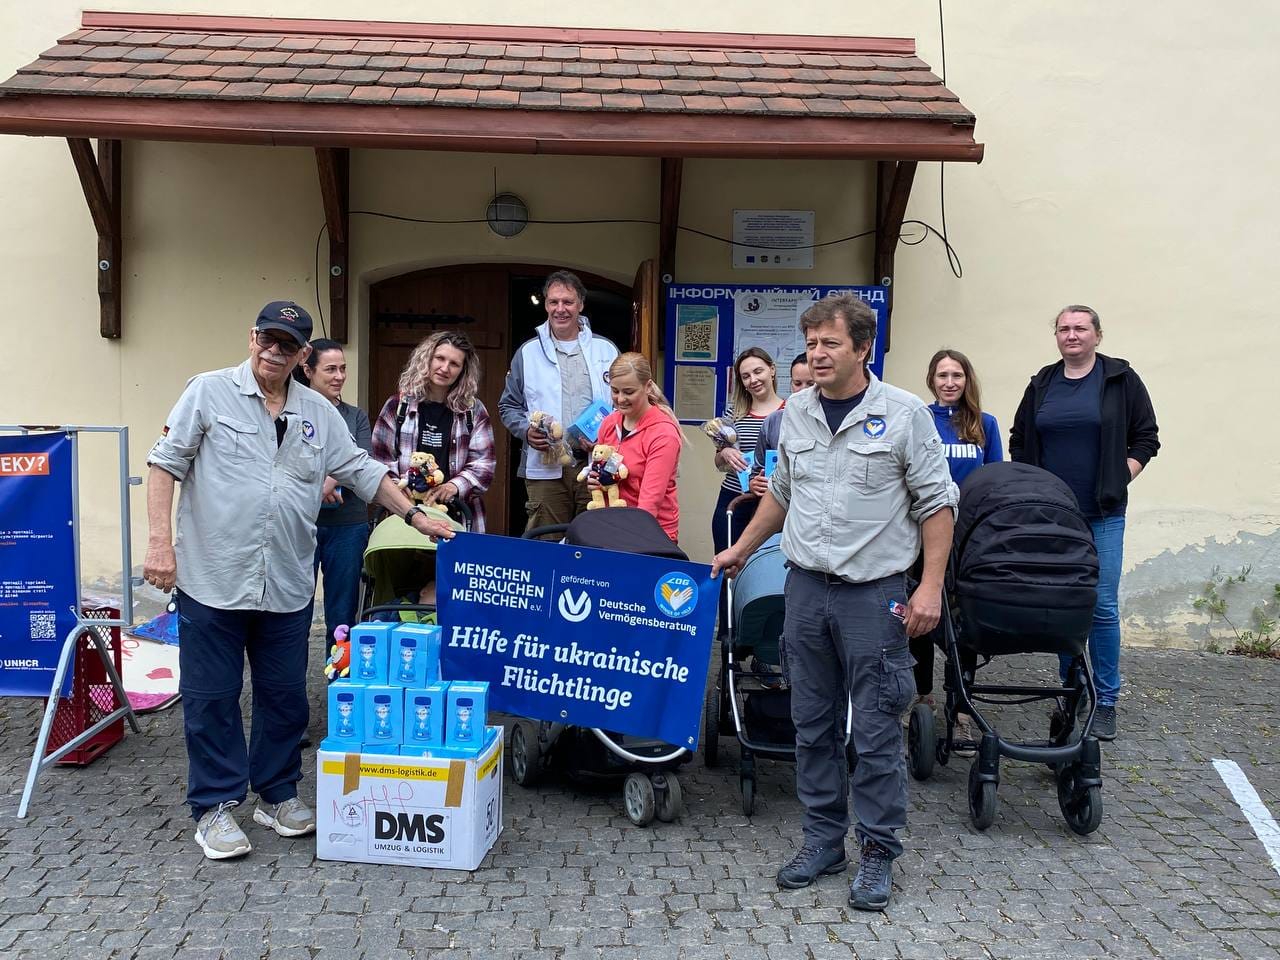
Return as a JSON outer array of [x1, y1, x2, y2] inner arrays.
[[371, 331, 496, 532]]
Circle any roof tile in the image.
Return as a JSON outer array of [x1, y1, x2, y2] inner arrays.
[[366, 55, 409, 70], [806, 98, 850, 114], [246, 50, 292, 66], [640, 93, 684, 111], [436, 87, 481, 105], [353, 40, 394, 54], [804, 54, 839, 67], [504, 44, 543, 59], [0, 73, 51, 91], [327, 54, 371, 69], [81, 31, 130, 43], [700, 79, 742, 96], [163, 48, 208, 64], [924, 100, 974, 120], [853, 84, 896, 101], [297, 67, 344, 83], [212, 65, 259, 81], [46, 75, 100, 92], [85, 60, 132, 77], [259, 82, 314, 100], [391, 41, 435, 55], [518, 90, 559, 108], [637, 63, 678, 79], [483, 59, 524, 74], [582, 77, 624, 93], [404, 56, 448, 71], [616, 48, 654, 63], [524, 61, 563, 75], [156, 33, 204, 48], [600, 63, 640, 78], [172, 64, 220, 80], [349, 85, 397, 102], [721, 95, 767, 113], [467, 43, 506, 58], [542, 75, 583, 92], [238, 36, 284, 50], [725, 52, 765, 66], [195, 35, 246, 49], [391, 85, 437, 103], [221, 81, 271, 97], [674, 65, 716, 80], [207, 49, 251, 65], [429, 42, 469, 56], [561, 91, 604, 109], [660, 78, 703, 95], [314, 39, 358, 53], [542, 46, 580, 61], [620, 78, 663, 93], [43, 60, 94, 76], [286, 52, 329, 67], [738, 81, 781, 97], [581, 47, 618, 61], [307, 83, 357, 100], [278, 37, 320, 52], [459, 73, 502, 90], [82, 45, 132, 62], [499, 75, 543, 91], [882, 99, 933, 117], [688, 50, 729, 65], [128, 62, 176, 78], [476, 88, 520, 107], [122, 32, 165, 46], [763, 97, 809, 114], [132, 78, 185, 95], [89, 76, 142, 94], [601, 92, 644, 110], [653, 49, 692, 64], [682, 94, 727, 111], [338, 69, 381, 85], [777, 82, 820, 97], [445, 57, 485, 72], [176, 79, 228, 96], [255, 67, 302, 83], [378, 71, 420, 88], [560, 62, 600, 77]]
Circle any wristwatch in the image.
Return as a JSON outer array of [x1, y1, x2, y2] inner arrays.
[[404, 505, 426, 527]]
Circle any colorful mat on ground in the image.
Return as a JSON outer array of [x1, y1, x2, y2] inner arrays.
[[121, 632, 181, 713]]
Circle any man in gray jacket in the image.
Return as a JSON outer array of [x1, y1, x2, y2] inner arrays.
[[713, 294, 957, 911], [498, 270, 619, 533]]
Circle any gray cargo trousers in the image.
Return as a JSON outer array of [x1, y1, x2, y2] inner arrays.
[[783, 567, 917, 858]]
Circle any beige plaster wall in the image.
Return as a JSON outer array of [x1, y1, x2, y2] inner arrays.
[[1, 2, 1276, 644]]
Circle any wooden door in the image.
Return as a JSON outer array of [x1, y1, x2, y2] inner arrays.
[[368, 266, 510, 533], [631, 258, 659, 363]]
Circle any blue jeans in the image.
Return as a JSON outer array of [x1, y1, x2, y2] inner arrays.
[[1060, 515, 1125, 706], [177, 590, 313, 820], [313, 521, 369, 647]]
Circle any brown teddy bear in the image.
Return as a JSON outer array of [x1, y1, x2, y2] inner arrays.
[[397, 450, 444, 503], [529, 409, 574, 466], [577, 444, 629, 509], [701, 417, 738, 450]]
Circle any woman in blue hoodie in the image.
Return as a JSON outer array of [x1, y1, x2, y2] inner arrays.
[[909, 349, 1002, 738]]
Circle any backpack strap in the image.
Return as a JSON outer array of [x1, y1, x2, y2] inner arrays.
[[392, 396, 410, 465]]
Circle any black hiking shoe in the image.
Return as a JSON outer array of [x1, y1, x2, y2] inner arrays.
[[848, 840, 894, 911], [775, 841, 848, 889], [1092, 705, 1117, 741]]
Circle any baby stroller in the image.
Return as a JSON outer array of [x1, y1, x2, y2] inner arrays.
[[707, 495, 855, 816], [906, 461, 1104, 835], [358, 502, 469, 623], [511, 507, 694, 826]]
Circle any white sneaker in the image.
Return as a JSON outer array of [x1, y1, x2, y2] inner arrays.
[[253, 796, 316, 837], [195, 801, 252, 860]]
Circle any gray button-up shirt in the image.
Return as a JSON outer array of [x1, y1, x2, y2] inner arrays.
[[147, 359, 389, 612], [769, 373, 958, 583]]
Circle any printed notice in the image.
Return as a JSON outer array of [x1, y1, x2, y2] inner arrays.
[[673, 366, 717, 422], [675, 304, 718, 361], [732, 210, 815, 269]]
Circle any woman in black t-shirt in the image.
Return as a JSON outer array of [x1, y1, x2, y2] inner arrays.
[[371, 331, 497, 532]]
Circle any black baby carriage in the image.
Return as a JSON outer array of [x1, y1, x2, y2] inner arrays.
[[510, 507, 695, 826], [906, 461, 1104, 834], [706, 495, 855, 816]]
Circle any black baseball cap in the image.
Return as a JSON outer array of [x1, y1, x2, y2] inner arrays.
[[255, 301, 313, 347]]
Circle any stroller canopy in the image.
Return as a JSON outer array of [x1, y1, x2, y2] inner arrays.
[[953, 462, 1099, 654], [363, 506, 463, 607], [731, 534, 786, 659], [565, 507, 689, 561]]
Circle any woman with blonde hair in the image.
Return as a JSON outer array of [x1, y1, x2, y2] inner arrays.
[[590, 352, 683, 543], [371, 330, 496, 531]]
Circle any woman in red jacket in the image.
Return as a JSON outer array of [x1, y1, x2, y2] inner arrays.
[[589, 352, 684, 543]]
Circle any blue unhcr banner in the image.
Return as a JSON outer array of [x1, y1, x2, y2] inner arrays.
[[0, 434, 77, 697], [437, 533, 720, 749]]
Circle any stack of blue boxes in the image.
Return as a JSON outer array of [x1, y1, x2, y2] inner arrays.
[[322, 622, 493, 758]]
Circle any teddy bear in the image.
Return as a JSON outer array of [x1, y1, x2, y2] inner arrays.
[[529, 409, 574, 466], [323, 624, 351, 682], [577, 443, 629, 509], [398, 451, 444, 503], [701, 417, 738, 450]]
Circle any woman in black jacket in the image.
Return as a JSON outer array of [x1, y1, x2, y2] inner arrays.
[[1009, 305, 1159, 741]]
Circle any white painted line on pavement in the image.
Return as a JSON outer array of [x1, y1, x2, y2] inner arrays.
[[1213, 758, 1280, 878]]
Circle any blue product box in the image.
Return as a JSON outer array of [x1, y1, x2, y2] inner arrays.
[[350, 622, 393, 684], [445, 681, 489, 748], [360, 743, 400, 756], [400, 725, 499, 759], [326, 682, 363, 744], [319, 736, 354, 753], [565, 399, 611, 448], [363, 685, 403, 745], [402, 681, 448, 747], [764, 449, 778, 477], [736, 451, 757, 492], [390, 623, 441, 687]]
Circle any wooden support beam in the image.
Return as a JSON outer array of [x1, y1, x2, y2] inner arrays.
[[872, 159, 917, 352], [658, 157, 682, 284], [67, 138, 122, 338], [314, 147, 350, 342]]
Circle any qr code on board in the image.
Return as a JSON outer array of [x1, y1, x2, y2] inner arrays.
[[29, 611, 56, 640], [679, 323, 713, 357]]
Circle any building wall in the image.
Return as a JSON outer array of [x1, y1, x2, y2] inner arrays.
[[1, 1, 1276, 644]]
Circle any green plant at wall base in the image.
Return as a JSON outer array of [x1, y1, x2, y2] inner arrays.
[[1192, 566, 1279, 658]]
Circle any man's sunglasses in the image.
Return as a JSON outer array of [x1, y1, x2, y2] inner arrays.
[[254, 330, 303, 355]]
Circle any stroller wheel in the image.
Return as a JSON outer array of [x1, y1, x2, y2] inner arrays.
[[1057, 765, 1103, 836], [655, 773, 683, 822], [623, 772, 657, 826], [740, 775, 756, 817], [510, 721, 541, 787], [907, 703, 936, 781], [704, 683, 721, 768], [967, 760, 998, 831]]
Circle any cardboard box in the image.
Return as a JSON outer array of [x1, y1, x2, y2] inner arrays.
[[316, 726, 504, 871], [326, 683, 363, 745], [350, 623, 393, 684], [403, 681, 448, 747], [402, 725, 500, 759], [445, 681, 489, 749], [363, 685, 403, 746], [390, 623, 440, 687]]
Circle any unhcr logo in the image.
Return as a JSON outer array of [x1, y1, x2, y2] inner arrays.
[[558, 588, 592, 623]]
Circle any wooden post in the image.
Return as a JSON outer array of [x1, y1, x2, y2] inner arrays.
[[872, 159, 917, 352], [657, 157, 683, 350], [314, 147, 350, 342], [67, 138, 123, 339]]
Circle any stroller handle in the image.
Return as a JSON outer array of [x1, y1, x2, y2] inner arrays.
[[722, 493, 759, 635], [523, 522, 569, 541]]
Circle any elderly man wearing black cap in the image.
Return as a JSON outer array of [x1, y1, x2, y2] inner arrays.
[[143, 300, 455, 861]]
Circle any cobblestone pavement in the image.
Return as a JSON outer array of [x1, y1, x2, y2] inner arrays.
[[1, 646, 1278, 960]]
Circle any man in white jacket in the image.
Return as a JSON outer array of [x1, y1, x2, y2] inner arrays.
[[499, 270, 619, 534]]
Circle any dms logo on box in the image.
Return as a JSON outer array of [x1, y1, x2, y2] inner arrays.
[[655, 572, 698, 619], [374, 810, 446, 844]]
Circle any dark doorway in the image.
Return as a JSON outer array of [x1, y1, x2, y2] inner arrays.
[[367, 263, 632, 537]]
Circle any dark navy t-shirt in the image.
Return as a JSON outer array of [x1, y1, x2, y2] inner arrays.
[[818, 387, 868, 436], [1036, 363, 1122, 518]]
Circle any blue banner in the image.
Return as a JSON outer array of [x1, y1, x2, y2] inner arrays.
[[436, 533, 720, 749], [0, 434, 77, 697]]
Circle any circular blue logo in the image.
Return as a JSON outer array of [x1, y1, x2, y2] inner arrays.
[[863, 417, 886, 438], [655, 572, 698, 619]]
